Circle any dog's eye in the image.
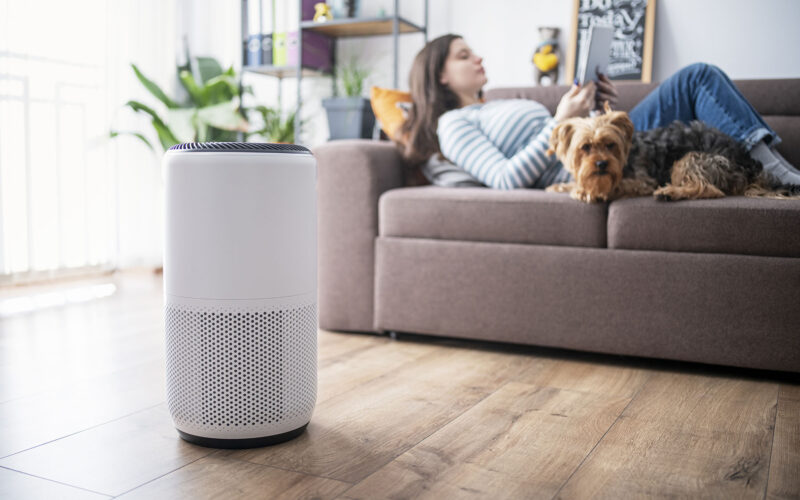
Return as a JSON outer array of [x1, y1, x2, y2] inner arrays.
[[606, 143, 616, 150], [581, 144, 591, 152]]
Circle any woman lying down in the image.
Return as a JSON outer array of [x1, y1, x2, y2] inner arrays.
[[395, 34, 800, 197]]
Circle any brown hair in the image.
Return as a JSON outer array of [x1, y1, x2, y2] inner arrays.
[[396, 34, 464, 166]]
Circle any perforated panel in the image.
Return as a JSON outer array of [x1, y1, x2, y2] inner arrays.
[[167, 141, 311, 154], [165, 300, 317, 435]]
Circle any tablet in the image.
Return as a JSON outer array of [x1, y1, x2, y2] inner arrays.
[[576, 25, 614, 85]]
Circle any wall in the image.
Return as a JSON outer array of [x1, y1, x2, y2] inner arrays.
[[182, 0, 800, 147]]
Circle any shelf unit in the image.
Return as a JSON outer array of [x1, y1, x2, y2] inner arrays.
[[241, 0, 428, 144]]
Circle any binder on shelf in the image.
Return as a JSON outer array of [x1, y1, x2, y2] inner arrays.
[[260, 33, 273, 66], [273, 32, 287, 66], [261, 0, 274, 33], [274, 0, 287, 33], [255, 0, 274, 66], [246, 35, 262, 66], [286, 31, 333, 73], [244, 0, 262, 66], [287, 0, 299, 30]]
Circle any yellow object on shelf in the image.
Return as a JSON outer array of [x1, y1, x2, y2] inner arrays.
[[314, 3, 333, 22], [533, 44, 559, 72]]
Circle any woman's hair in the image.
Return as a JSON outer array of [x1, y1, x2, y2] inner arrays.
[[397, 34, 465, 166]]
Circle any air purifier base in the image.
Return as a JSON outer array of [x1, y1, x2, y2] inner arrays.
[[177, 423, 308, 449]]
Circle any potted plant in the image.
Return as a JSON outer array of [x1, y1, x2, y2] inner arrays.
[[111, 56, 299, 150], [322, 59, 375, 140], [250, 106, 300, 143]]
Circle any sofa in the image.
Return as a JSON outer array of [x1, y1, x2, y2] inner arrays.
[[315, 78, 800, 373]]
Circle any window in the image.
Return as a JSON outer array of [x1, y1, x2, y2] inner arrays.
[[0, 0, 176, 283]]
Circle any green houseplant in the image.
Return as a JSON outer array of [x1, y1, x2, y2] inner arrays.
[[322, 58, 376, 140], [111, 57, 298, 150]]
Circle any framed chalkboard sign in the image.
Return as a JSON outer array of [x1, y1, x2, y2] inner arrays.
[[566, 0, 657, 83]]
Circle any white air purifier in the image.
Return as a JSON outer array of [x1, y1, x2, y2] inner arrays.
[[163, 142, 317, 448]]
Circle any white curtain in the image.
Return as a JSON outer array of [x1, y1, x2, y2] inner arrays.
[[0, 0, 177, 283]]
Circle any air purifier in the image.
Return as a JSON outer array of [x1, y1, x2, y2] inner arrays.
[[163, 142, 317, 448]]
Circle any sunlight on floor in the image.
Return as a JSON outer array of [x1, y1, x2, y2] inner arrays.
[[0, 283, 117, 317]]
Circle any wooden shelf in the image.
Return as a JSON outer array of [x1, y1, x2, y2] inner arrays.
[[243, 65, 330, 78], [300, 17, 425, 38]]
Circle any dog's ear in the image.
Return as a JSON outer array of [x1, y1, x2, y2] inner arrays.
[[603, 100, 612, 114], [547, 121, 575, 159], [605, 111, 634, 143]]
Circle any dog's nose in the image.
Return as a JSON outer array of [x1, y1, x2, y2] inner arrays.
[[595, 160, 609, 171]]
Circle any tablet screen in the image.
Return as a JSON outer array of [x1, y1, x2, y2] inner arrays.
[[577, 25, 614, 85]]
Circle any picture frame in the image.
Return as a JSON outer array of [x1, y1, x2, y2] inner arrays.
[[566, 0, 657, 84]]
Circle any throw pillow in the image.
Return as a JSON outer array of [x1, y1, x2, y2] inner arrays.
[[370, 86, 412, 142]]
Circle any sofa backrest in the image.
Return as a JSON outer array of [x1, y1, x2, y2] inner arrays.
[[485, 79, 800, 167]]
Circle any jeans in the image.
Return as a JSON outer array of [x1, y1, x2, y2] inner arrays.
[[628, 63, 780, 150]]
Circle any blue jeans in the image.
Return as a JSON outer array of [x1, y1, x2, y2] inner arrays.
[[628, 63, 780, 150]]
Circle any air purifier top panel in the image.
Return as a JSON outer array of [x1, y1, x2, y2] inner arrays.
[[168, 142, 311, 154], [164, 146, 316, 300]]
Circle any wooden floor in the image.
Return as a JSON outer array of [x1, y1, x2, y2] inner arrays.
[[0, 273, 798, 499]]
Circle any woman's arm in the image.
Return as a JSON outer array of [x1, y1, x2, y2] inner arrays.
[[438, 115, 559, 190]]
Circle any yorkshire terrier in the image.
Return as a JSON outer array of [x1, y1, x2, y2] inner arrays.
[[546, 102, 800, 203]]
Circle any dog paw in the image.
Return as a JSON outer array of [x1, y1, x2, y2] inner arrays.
[[654, 185, 677, 202], [546, 182, 575, 194], [570, 188, 602, 203]]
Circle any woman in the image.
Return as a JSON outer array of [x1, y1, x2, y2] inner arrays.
[[398, 34, 800, 189]]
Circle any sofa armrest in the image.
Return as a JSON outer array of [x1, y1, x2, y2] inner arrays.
[[315, 139, 406, 332]]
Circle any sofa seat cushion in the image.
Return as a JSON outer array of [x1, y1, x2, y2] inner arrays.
[[608, 197, 800, 258], [379, 186, 608, 247]]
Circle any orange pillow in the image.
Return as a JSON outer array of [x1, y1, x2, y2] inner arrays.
[[370, 86, 412, 141]]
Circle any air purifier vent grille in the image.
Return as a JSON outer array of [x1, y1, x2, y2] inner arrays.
[[165, 301, 317, 431], [167, 142, 311, 154]]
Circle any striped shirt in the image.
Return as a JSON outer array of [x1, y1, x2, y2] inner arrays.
[[437, 99, 571, 189]]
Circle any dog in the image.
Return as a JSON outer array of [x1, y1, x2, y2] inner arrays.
[[545, 102, 800, 203]]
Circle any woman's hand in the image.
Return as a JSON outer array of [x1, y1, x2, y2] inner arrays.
[[554, 81, 596, 122], [595, 73, 619, 110]]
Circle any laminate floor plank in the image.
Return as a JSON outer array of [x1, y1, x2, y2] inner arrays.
[[317, 336, 438, 403], [0, 405, 209, 496], [0, 466, 110, 500], [339, 381, 631, 500], [317, 331, 389, 364], [115, 455, 352, 500], [555, 372, 779, 499], [0, 279, 164, 403], [512, 356, 652, 399], [766, 384, 800, 500], [218, 347, 550, 484], [0, 357, 166, 458]]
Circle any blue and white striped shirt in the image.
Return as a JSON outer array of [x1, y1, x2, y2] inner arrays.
[[437, 99, 571, 189]]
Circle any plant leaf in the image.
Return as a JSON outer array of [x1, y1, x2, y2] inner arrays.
[[125, 100, 180, 149], [166, 107, 198, 143], [178, 70, 208, 106], [109, 130, 154, 151], [195, 57, 224, 84], [152, 121, 180, 150], [131, 64, 179, 109], [203, 75, 239, 104], [125, 100, 164, 123], [197, 99, 249, 132]]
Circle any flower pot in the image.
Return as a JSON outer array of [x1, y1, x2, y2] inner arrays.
[[322, 97, 376, 140]]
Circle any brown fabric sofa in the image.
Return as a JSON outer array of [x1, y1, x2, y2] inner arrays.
[[315, 79, 800, 373]]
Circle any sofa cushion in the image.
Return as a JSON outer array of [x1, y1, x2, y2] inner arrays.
[[379, 186, 608, 248], [608, 197, 800, 258]]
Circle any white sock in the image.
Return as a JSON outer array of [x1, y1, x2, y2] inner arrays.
[[750, 141, 800, 185]]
